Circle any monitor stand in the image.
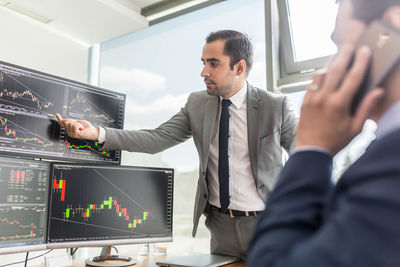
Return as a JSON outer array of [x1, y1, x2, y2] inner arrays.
[[85, 246, 136, 267]]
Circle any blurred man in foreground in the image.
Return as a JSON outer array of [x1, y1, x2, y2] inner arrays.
[[247, 0, 400, 266]]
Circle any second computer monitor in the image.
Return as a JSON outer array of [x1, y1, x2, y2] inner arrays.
[[47, 163, 173, 248]]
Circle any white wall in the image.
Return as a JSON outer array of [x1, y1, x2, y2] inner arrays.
[[0, 7, 89, 266], [0, 8, 89, 83]]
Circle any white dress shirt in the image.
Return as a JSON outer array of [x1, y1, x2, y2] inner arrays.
[[98, 126, 106, 143], [207, 83, 265, 211]]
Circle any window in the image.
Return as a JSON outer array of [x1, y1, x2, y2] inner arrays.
[[277, 0, 338, 90], [97, 0, 266, 254]]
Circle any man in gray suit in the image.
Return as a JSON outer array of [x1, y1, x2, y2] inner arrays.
[[57, 30, 297, 259]]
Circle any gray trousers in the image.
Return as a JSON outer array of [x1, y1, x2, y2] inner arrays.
[[205, 207, 259, 260]]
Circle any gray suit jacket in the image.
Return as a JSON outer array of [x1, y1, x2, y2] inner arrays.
[[102, 83, 297, 236]]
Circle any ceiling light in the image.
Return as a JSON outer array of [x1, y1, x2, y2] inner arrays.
[[144, 0, 209, 22], [6, 3, 52, 23]]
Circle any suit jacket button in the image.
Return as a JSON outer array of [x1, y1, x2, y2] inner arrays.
[[203, 194, 208, 199]]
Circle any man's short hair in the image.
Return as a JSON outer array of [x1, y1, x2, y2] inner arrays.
[[206, 30, 253, 74], [338, 0, 400, 23]]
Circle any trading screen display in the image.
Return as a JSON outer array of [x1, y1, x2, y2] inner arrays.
[[0, 61, 125, 163], [47, 163, 173, 244], [0, 157, 49, 249]]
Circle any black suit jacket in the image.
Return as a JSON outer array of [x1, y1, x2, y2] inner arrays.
[[247, 128, 400, 267]]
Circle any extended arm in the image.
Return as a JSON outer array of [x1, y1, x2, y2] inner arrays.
[[57, 95, 194, 154], [101, 106, 192, 153]]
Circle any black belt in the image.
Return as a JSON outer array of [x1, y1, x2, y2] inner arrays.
[[208, 203, 262, 218]]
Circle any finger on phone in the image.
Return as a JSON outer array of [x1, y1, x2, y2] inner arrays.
[[323, 44, 354, 92], [303, 72, 326, 103], [338, 46, 371, 103]]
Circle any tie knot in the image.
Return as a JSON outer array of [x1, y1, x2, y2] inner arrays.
[[221, 99, 232, 109]]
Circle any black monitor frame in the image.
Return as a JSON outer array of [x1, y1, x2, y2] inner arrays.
[[0, 60, 125, 164]]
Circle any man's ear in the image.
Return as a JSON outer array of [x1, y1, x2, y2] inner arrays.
[[236, 59, 247, 76], [383, 6, 400, 29]]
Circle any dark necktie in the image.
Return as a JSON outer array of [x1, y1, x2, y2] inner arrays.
[[219, 99, 232, 211]]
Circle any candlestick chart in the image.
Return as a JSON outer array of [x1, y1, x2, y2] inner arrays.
[[48, 164, 173, 243]]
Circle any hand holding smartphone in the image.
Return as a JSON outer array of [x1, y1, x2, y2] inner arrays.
[[350, 20, 400, 114]]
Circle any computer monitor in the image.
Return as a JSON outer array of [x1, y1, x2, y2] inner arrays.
[[0, 61, 125, 164], [0, 156, 49, 255], [47, 162, 173, 264]]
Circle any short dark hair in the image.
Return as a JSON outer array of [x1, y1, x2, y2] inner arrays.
[[338, 0, 400, 23], [206, 30, 253, 74]]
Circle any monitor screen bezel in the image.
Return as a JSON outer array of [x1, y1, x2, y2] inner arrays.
[[0, 60, 126, 165], [46, 162, 174, 249]]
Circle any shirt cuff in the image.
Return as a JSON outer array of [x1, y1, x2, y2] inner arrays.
[[97, 127, 106, 143], [291, 145, 332, 157]]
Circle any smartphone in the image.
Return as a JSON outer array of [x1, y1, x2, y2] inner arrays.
[[350, 20, 400, 114]]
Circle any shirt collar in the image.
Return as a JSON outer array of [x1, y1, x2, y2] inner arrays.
[[219, 82, 247, 109], [376, 100, 400, 139]]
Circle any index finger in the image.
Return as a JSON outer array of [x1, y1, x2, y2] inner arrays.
[[323, 45, 355, 93], [56, 113, 64, 127], [337, 46, 372, 105]]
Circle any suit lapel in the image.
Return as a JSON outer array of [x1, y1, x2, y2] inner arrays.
[[202, 96, 219, 167], [247, 84, 262, 180]]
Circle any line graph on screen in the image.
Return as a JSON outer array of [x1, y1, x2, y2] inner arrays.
[[0, 207, 45, 242], [0, 71, 63, 116], [68, 91, 117, 126], [0, 115, 58, 150]]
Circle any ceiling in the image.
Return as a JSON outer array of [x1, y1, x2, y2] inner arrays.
[[0, 0, 203, 46]]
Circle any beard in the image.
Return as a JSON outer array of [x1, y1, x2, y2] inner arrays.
[[204, 77, 235, 97], [206, 85, 221, 96], [204, 78, 220, 96]]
